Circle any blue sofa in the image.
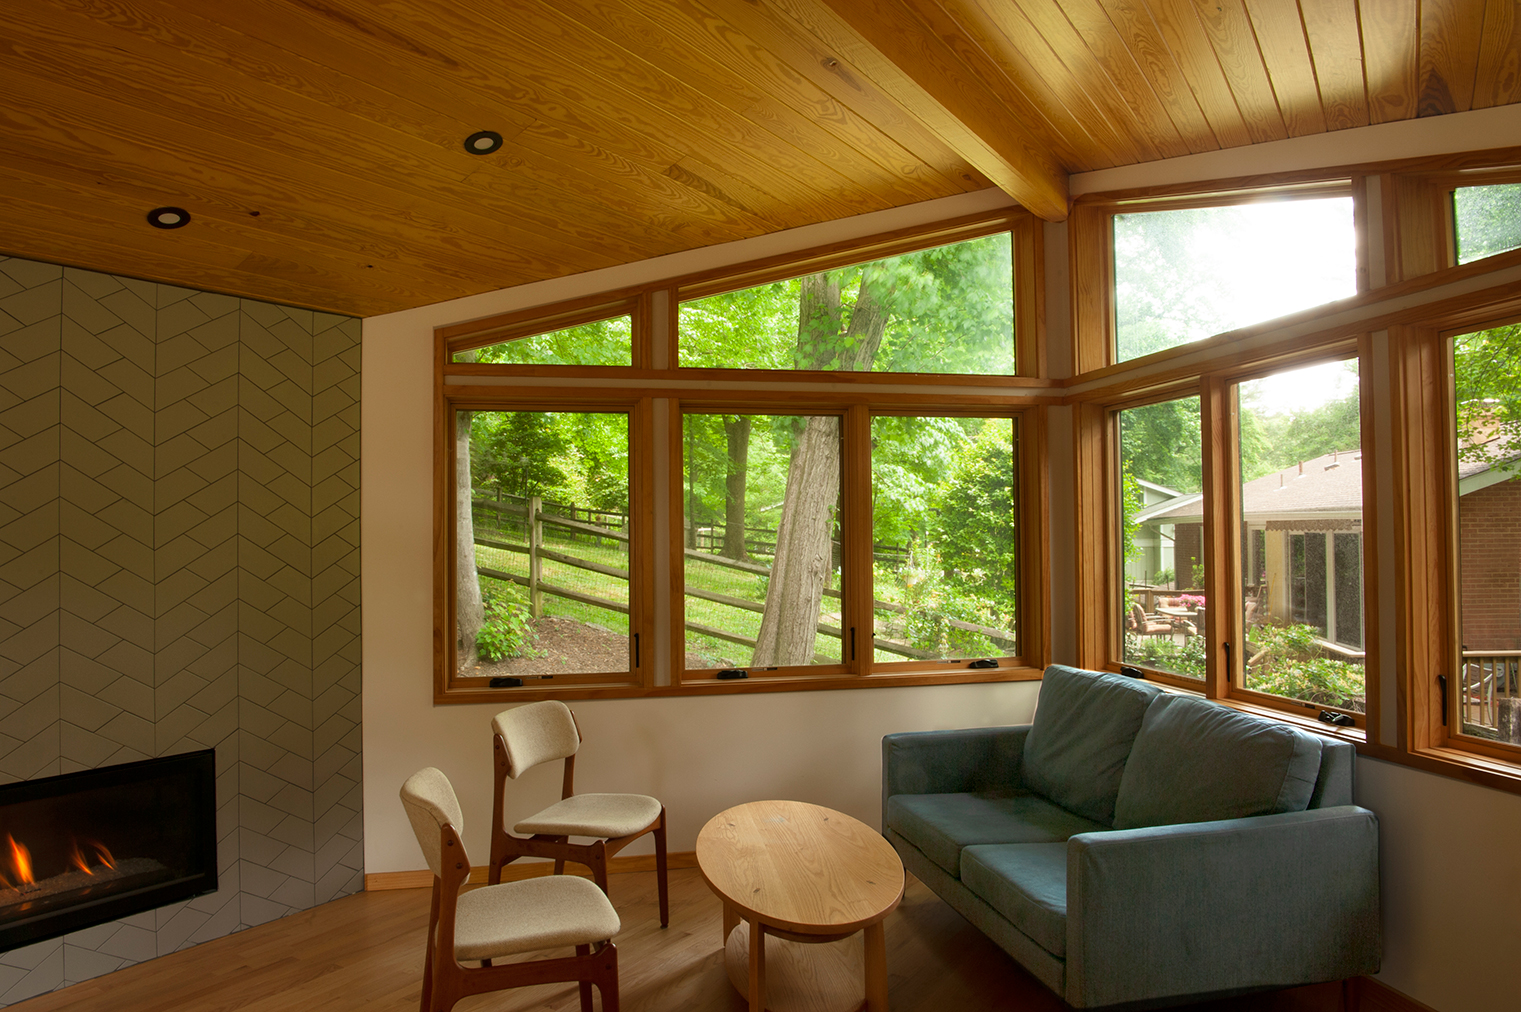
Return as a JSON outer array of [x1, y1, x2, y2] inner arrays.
[[882, 665, 1381, 1008]]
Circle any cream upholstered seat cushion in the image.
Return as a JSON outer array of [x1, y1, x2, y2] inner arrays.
[[454, 874, 621, 962], [515, 793, 662, 838]]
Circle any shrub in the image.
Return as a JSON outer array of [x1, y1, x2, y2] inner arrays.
[[476, 584, 535, 662]]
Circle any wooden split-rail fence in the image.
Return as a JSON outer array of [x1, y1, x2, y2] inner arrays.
[[472, 497, 1016, 662]]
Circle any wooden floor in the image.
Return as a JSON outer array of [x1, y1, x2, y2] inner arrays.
[[14, 868, 1344, 1012]]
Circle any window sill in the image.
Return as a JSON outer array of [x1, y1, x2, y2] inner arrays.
[[434, 664, 1045, 704], [1358, 741, 1521, 798]]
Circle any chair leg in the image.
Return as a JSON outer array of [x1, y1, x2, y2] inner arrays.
[[576, 944, 594, 1012], [598, 941, 620, 1012], [654, 810, 669, 928]]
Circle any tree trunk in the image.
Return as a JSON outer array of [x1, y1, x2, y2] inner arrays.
[[723, 415, 752, 560], [752, 269, 894, 665], [456, 408, 485, 664]]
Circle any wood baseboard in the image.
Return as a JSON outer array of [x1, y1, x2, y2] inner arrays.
[[1352, 978, 1441, 1012], [364, 851, 699, 891]]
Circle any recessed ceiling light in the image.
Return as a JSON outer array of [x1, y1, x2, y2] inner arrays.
[[464, 130, 503, 155], [147, 206, 190, 229]]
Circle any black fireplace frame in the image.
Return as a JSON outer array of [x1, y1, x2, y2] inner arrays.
[[0, 749, 218, 950]]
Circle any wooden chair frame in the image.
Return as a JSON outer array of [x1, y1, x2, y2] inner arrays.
[[488, 714, 670, 927], [421, 822, 619, 1012]]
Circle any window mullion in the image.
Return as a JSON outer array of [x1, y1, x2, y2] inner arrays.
[[843, 405, 872, 674], [1200, 374, 1235, 701]]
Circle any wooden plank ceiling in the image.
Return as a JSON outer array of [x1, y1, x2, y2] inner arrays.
[[0, 0, 1516, 316]]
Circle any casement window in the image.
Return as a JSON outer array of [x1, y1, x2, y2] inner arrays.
[[434, 213, 1048, 701], [1070, 182, 1360, 373]]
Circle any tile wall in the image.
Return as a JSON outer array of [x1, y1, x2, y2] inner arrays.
[[0, 256, 362, 1003]]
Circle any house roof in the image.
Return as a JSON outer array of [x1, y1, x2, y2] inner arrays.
[[1144, 450, 1366, 524], [0, 2, 1518, 315], [1142, 442, 1521, 526]]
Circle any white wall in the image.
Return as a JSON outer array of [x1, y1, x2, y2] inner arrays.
[[363, 107, 1521, 1011]]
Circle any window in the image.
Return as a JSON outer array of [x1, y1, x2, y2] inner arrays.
[[1450, 322, 1521, 749], [871, 415, 1020, 665], [454, 315, 632, 366], [1453, 183, 1521, 265], [1235, 360, 1365, 717], [1112, 195, 1357, 362], [1119, 394, 1203, 681], [680, 411, 846, 674], [678, 233, 1014, 375], [434, 212, 1045, 701], [451, 407, 642, 690]]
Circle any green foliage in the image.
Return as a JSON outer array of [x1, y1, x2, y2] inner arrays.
[[1152, 567, 1174, 586], [899, 546, 1002, 656], [466, 317, 632, 367], [1120, 463, 1143, 563], [475, 584, 534, 662], [1454, 183, 1521, 264], [1120, 396, 1202, 493], [469, 410, 630, 512], [929, 418, 1017, 615], [1238, 361, 1362, 481], [1124, 631, 1207, 679], [1245, 623, 1365, 709], [1454, 323, 1521, 475], [679, 234, 1013, 376]]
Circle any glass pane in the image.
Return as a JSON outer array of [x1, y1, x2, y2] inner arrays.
[[871, 416, 1018, 663], [1114, 197, 1357, 362], [682, 413, 844, 670], [1452, 324, 1521, 744], [455, 410, 632, 678], [1119, 396, 1204, 679], [679, 233, 1013, 375], [452, 315, 632, 366], [1237, 360, 1365, 712], [1454, 184, 1521, 264]]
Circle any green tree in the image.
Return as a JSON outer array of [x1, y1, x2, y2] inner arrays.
[[1455, 323, 1521, 474], [1119, 397, 1202, 493], [931, 419, 1017, 615]]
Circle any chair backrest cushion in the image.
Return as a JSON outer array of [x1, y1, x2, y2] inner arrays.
[[1113, 693, 1324, 829], [493, 700, 581, 779], [400, 766, 465, 876], [1022, 666, 1165, 826]]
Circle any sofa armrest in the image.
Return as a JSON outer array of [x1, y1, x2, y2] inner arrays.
[[881, 726, 1031, 831], [1065, 806, 1380, 1008]]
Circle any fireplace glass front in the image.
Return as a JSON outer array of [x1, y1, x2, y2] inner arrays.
[[0, 749, 217, 950]]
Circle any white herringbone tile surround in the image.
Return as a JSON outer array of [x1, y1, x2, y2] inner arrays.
[[0, 257, 362, 1004]]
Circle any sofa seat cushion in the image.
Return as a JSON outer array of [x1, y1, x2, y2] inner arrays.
[[1023, 666, 1164, 826], [961, 842, 1069, 957], [1113, 693, 1324, 830], [886, 791, 1106, 878]]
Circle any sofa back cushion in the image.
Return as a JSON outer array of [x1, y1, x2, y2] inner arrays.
[[1022, 666, 1164, 826], [1112, 693, 1324, 829]]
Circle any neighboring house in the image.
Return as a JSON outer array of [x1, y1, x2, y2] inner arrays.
[[1137, 446, 1521, 655], [1124, 478, 1184, 586]]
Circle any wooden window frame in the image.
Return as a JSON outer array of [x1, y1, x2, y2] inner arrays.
[[432, 215, 1052, 703]]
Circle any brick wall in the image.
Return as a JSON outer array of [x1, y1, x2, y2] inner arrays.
[[1459, 477, 1521, 649]]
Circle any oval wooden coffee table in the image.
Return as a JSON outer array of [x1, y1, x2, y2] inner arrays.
[[696, 800, 905, 1012]]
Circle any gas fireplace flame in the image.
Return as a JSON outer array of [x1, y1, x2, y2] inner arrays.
[[91, 841, 115, 871], [69, 841, 92, 875], [7, 834, 33, 886]]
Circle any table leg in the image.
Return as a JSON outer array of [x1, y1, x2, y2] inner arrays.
[[747, 919, 766, 1012], [722, 901, 739, 947], [864, 921, 887, 1011]]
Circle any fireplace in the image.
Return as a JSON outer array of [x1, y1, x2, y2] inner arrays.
[[0, 750, 218, 950]]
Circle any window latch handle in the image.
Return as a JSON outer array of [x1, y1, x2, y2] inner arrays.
[[1437, 674, 1449, 727]]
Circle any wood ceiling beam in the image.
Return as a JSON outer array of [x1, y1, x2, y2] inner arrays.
[[796, 0, 1071, 221]]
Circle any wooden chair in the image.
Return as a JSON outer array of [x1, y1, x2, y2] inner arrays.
[[1127, 601, 1173, 637], [488, 701, 670, 927], [400, 767, 621, 1012]]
